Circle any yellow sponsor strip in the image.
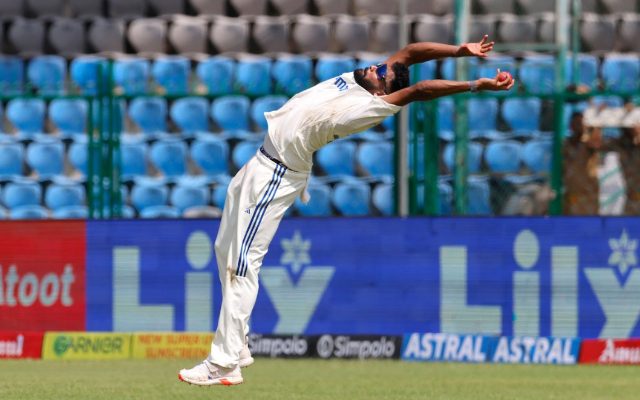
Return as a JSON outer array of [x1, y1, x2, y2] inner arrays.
[[43, 332, 132, 360], [132, 332, 214, 360]]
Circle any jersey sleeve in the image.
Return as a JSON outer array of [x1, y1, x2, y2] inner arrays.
[[330, 93, 402, 138]]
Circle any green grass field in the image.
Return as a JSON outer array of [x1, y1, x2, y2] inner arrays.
[[1, 359, 638, 400]]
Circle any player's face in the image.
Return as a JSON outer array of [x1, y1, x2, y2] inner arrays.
[[355, 64, 394, 95]]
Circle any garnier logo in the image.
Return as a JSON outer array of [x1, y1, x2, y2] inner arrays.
[[54, 336, 70, 356]]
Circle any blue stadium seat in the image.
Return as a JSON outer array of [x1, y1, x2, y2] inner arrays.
[[467, 175, 491, 215], [191, 133, 229, 176], [3, 179, 41, 209], [332, 179, 371, 216], [171, 181, 209, 212], [468, 98, 498, 131], [212, 180, 230, 209], [7, 98, 46, 137], [519, 55, 555, 94], [128, 97, 168, 134], [68, 135, 88, 175], [484, 140, 522, 173], [357, 141, 393, 178], [196, 56, 235, 96], [0, 140, 24, 178], [565, 54, 598, 89], [10, 205, 49, 220], [411, 60, 437, 83], [113, 57, 151, 95], [316, 141, 356, 176], [45, 182, 85, 210], [0, 206, 7, 220], [53, 205, 88, 219], [149, 137, 187, 177], [591, 95, 624, 108], [372, 182, 394, 216], [27, 56, 66, 95], [26, 137, 64, 178], [120, 137, 147, 179], [251, 96, 288, 131], [273, 55, 313, 96], [70, 55, 108, 95], [443, 142, 483, 174], [235, 56, 272, 96], [49, 99, 88, 136], [152, 56, 190, 95], [232, 139, 262, 170], [522, 139, 552, 173], [601, 55, 640, 93], [211, 95, 251, 131], [140, 205, 180, 219], [294, 182, 332, 216], [438, 179, 453, 215], [92, 98, 126, 134], [131, 177, 169, 212], [170, 97, 209, 133], [441, 57, 480, 80], [501, 98, 541, 132], [0, 56, 24, 95], [315, 55, 356, 82], [437, 98, 454, 139]]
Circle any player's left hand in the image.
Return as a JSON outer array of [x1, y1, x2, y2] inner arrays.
[[457, 35, 494, 58]]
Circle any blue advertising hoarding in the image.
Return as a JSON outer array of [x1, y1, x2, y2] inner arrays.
[[86, 217, 640, 338]]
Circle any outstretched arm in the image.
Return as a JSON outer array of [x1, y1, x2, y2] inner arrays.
[[382, 71, 515, 107], [385, 35, 495, 67]]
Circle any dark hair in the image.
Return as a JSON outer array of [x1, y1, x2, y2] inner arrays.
[[389, 62, 409, 93]]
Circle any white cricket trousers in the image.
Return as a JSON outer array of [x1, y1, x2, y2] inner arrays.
[[208, 149, 308, 368]]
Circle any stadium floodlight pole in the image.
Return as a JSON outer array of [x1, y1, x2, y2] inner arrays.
[[396, 0, 410, 216], [453, 0, 471, 215]]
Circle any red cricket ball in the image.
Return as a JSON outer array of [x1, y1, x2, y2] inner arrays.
[[497, 71, 512, 82]]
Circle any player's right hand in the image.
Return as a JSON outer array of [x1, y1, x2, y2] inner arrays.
[[478, 70, 515, 91]]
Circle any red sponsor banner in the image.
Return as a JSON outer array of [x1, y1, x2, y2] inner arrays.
[[0, 221, 86, 331], [0, 331, 44, 359], [579, 339, 640, 365]]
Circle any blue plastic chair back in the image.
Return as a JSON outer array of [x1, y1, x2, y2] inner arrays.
[[28, 56, 66, 95], [140, 205, 180, 219], [357, 141, 393, 178], [212, 182, 229, 209], [114, 58, 150, 95], [152, 56, 190, 95], [129, 97, 168, 133], [0, 56, 24, 95], [53, 205, 89, 219], [235, 57, 272, 96], [171, 184, 208, 212], [372, 182, 394, 216], [467, 176, 491, 215], [70, 56, 108, 94], [45, 183, 85, 210], [316, 141, 356, 176], [315, 56, 356, 81], [565, 54, 599, 89], [49, 99, 88, 134], [0, 141, 23, 177], [191, 134, 229, 176], [519, 55, 555, 94], [7, 98, 46, 134], [273, 55, 313, 96], [602, 56, 640, 93], [251, 95, 288, 131], [443, 142, 484, 174], [131, 180, 169, 211], [196, 56, 235, 95], [485, 140, 522, 173], [69, 136, 88, 175], [26, 138, 64, 177], [468, 98, 498, 130], [10, 205, 48, 220], [211, 95, 251, 131], [170, 97, 209, 133], [437, 98, 454, 133], [442, 57, 480, 80], [150, 138, 187, 177], [294, 182, 332, 216], [332, 180, 370, 216], [3, 180, 41, 209], [120, 141, 147, 178], [502, 98, 541, 131], [522, 139, 552, 173], [232, 139, 262, 169], [410, 60, 437, 84]]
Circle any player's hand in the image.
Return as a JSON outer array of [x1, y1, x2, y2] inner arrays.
[[457, 35, 495, 58], [478, 69, 515, 91]]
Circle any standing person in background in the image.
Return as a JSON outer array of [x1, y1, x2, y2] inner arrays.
[[614, 125, 640, 214], [563, 112, 602, 215], [178, 36, 514, 386]]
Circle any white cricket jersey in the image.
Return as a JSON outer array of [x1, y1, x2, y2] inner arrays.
[[263, 72, 402, 172]]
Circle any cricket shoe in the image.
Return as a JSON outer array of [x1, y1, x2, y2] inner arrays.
[[178, 360, 243, 386], [239, 338, 254, 368]]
